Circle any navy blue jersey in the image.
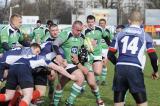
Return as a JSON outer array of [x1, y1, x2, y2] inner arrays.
[[40, 41, 53, 56], [13, 55, 51, 69], [40, 41, 64, 60], [109, 25, 155, 68], [0, 47, 33, 64]]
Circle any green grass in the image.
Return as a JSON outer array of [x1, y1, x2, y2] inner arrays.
[[42, 47, 160, 106]]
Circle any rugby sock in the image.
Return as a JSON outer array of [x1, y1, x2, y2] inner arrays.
[[67, 83, 82, 104], [96, 76, 100, 81], [48, 80, 54, 95], [53, 90, 63, 106], [92, 87, 101, 100], [32, 90, 41, 102], [82, 80, 87, 91], [19, 100, 28, 106], [101, 67, 107, 81], [9, 91, 21, 105], [0, 94, 5, 101]]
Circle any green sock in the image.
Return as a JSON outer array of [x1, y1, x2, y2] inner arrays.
[[82, 80, 87, 90], [96, 75, 100, 81], [101, 67, 107, 81], [92, 87, 101, 100], [53, 90, 63, 106], [67, 83, 82, 104], [48, 80, 54, 94]]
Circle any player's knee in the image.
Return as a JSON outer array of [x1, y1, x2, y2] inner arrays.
[[132, 92, 147, 104], [76, 75, 84, 85], [5, 93, 15, 101], [95, 71, 102, 76], [114, 91, 126, 103], [88, 81, 96, 89], [35, 87, 46, 97], [89, 82, 96, 89]]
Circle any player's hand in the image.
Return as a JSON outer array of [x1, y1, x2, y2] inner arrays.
[[71, 54, 79, 65], [70, 75, 77, 81], [151, 72, 159, 80], [56, 55, 64, 65], [61, 59, 67, 68]]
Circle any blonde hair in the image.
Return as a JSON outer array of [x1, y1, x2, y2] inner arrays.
[[128, 10, 143, 22]]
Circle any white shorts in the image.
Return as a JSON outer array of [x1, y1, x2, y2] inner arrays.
[[102, 49, 108, 59]]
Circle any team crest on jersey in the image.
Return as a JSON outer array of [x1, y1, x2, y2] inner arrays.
[[71, 46, 78, 54]]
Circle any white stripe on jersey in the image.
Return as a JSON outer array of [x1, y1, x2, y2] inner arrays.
[[6, 55, 36, 65], [6, 55, 22, 64], [117, 62, 142, 69], [45, 52, 56, 60], [30, 59, 48, 69]]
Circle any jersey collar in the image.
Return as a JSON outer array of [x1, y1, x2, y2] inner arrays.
[[130, 25, 140, 28], [9, 24, 20, 32]]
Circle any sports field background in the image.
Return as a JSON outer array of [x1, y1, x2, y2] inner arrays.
[[42, 47, 160, 106]]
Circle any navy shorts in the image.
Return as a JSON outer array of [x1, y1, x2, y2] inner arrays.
[[113, 65, 146, 93], [6, 64, 34, 90], [67, 66, 78, 74], [33, 71, 48, 86]]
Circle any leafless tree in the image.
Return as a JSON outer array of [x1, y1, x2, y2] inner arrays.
[[99, 0, 109, 8], [0, 0, 9, 23]]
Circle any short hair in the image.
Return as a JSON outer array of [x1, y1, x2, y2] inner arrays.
[[87, 15, 95, 22], [99, 18, 106, 23], [30, 43, 41, 50], [10, 14, 22, 22], [49, 24, 58, 29], [46, 20, 53, 26], [36, 20, 41, 24], [73, 20, 83, 26], [116, 25, 125, 29], [128, 10, 143, 22]]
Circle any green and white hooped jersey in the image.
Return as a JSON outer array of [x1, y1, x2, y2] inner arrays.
[[0, 25, 23, 52], [58, 31, 85, 64]]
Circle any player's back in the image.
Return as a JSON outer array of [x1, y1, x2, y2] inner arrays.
[[116, 26, 146, 68]]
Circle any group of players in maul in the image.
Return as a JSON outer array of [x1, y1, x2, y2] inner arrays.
[[0, 10, 159, 106]]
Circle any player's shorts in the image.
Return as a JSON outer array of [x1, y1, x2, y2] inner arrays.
[[102, 49, 108, 59], [113, 65, 146, 93], [6, 64, 34, 90], [84, 62, 93, 72], [33, 72, 48, 86], [66, 64, 78, 74], [0, 63, 4, 80]]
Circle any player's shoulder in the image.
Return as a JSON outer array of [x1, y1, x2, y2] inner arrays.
[[145, 32, 153, 41], [123, 26, 142, 35], [95, 26, 103, 32], [80, 33, 85, 39], [84, 27, 90, 33], [0, 25, 9, 33], [114, 31, 125, 40], [59, 30, 72, 41], [59, 30, 70, 36]]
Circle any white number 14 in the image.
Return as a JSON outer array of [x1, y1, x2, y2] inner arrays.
[[121, 36, 139, 54]]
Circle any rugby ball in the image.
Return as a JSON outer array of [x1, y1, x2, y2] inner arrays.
[[84, 37, 94, 52]]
